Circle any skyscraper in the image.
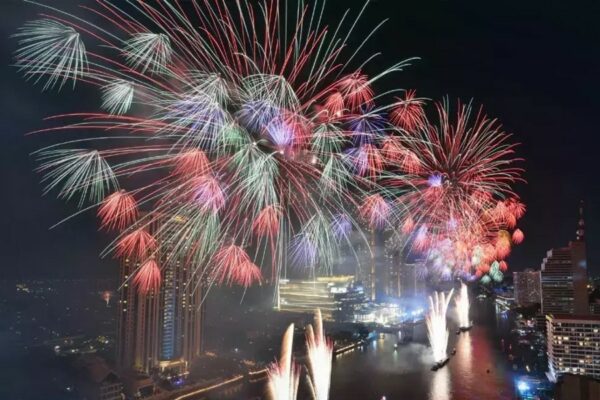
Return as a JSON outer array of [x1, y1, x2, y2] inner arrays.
[[540, 202, 588, 315], [116, 216, 205, 375], [383, 233, 423, 298], [513, 269, 542, 306], [546, 314, 600, 381], [116, 258, 160, 374]]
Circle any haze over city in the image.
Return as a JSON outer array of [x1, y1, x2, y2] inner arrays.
[[1, 1, 599, 399]]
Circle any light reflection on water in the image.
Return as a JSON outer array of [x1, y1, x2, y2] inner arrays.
[[430, 365, 450, 400], [328, 298, 516, 400], [222, 298, 517, 399]]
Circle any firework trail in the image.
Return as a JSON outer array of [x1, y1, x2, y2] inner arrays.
[[306, 309, 333, 400], [14, 0, 414, 294], [455, 282, 470, 329], [268, 324, 299, 400], [427, 289, 454, 364]]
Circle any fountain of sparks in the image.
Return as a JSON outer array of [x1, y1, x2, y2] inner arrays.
[[306, 309, 333, 400], [268, 324, 299, 400], [455, 282, 472, 332], [427, 289, 454, 370]]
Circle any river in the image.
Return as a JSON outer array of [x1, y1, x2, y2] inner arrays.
[[330, 297, 516, 400], [212, 297, 518, 400]]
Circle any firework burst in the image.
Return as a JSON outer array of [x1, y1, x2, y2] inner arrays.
[[386, 100, 525, 279], [16, 0, 415, 294]]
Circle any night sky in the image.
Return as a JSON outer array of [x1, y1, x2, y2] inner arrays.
[[1, 0, 599, 279]]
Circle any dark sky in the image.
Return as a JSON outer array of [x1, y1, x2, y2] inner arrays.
[[1, 0, 599, 279]]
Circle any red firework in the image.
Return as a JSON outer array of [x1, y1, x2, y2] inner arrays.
[[173, 149, 211, 177], [388, 100, 525, 275], [253, 205, 282, 238], [133, 259, 161, 294], [97, 190, 138, 231], [512, 228, 524, 244], [390, 89, 426, 132], [212, 245, 262, 287], [337, 72, 374, 111], [360, 194, 390, 230], [116, 228, 157, 260]]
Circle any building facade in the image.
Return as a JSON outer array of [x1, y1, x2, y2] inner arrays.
[[383, 234, 423, 299], [116, 258, 160, 374], [547, 314, 600, 381], [513, 269, 542, 306], [116, 216, 205, 375], [540, 203, 588, 315]]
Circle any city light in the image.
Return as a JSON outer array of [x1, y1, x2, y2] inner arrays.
[[517, 380, 530, 393]]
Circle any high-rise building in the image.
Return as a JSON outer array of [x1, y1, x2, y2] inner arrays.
[[541, 202, 588, 315], [384, 236, 402, 298], [116, 258, 160, 373], [513, 269, 542, 306], [353, 241, 375, 301], [383, 234, 423, 298], [116, 216, 205, 376], [546, 314, 600, 381]]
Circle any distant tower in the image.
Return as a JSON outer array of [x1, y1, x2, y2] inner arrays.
[[540, 202, 588, 315], [576, 200, 585, 241]]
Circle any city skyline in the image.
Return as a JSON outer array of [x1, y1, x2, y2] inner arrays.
[[2, 1, 600, 400]]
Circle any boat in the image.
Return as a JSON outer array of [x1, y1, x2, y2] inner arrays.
[[431, 357, 450, 371]]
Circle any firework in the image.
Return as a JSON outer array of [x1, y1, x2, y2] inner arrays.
[[13, 19, 87, 90], [306, 309, 333, 400], [455, 282, 471, 330], [426, 289, 454, 364], [267, 324, 299, 400], [16, 0, 414, 294], [387, 100, 525, 279]]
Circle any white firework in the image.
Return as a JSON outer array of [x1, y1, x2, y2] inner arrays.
[[455, 282, 471, 329], [124, 32, 172, 74], [268, 324, 299, 400], [37, 149, 118, 207], [241, 74, 300, 110], [306, 309, 333, 400], [426, 289, 454, 363], [101, 80, 134, 115], [187, 72, 232, 106], [13, 19, 87, 90]]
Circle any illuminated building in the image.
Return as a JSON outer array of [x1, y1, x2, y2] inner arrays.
[[513, 269, 541, 306], [116, 215, 205, 376], [383, 234, 423, 299], [278, 276, 366, 321], [383, 236, 401, 298], [541, 202, 588, 315], [116, 258, 160, 373], [546, 314, 600, 381], [354, 242, 375, 302]]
